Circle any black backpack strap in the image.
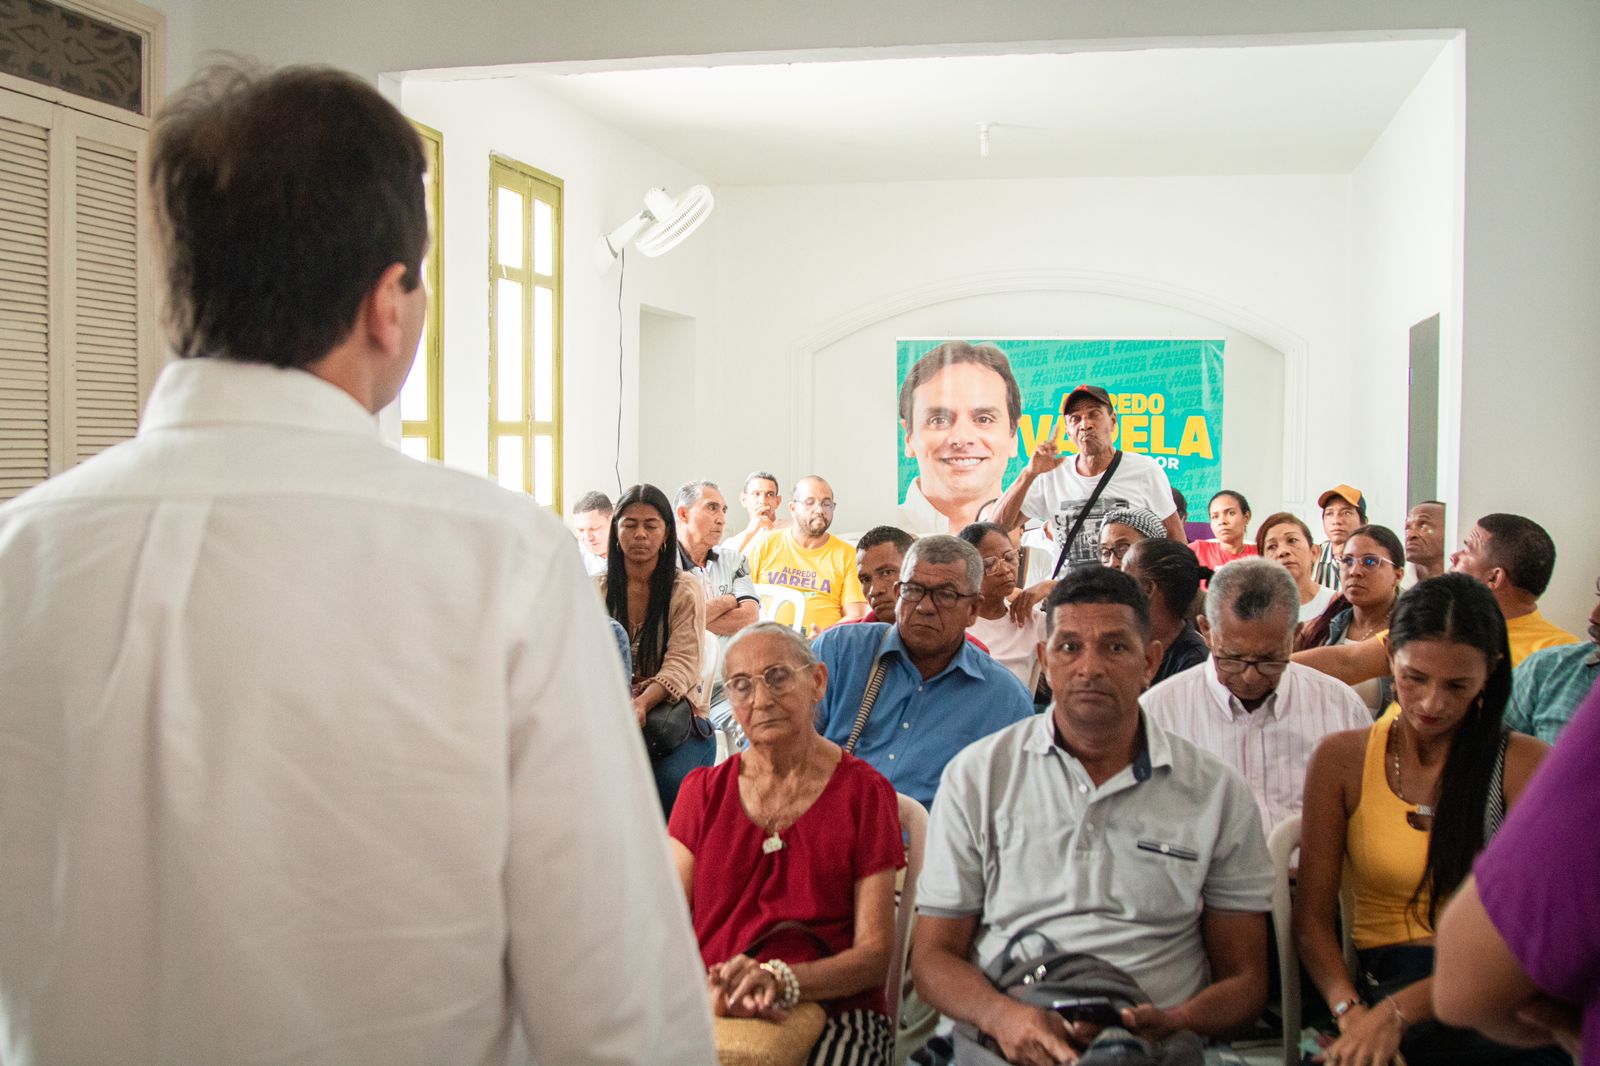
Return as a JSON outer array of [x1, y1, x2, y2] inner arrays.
[[843, 625, 898, 754], [1050, 450, 1124, 578]]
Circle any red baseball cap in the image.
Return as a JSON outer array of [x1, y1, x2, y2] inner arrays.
[[1061, 384, 1113, 414]]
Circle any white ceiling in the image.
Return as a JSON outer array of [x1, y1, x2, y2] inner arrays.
[[497, 39, 1449, 185]]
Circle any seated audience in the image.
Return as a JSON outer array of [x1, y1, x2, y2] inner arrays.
[[1435, 685, 1600, 1065], [670, 622, 903, 1066], [1450, 513, 1579, 665], [746, 476, 870, 635], [1097, 506, 1166, 571], [1257, 511, 1337, 622], [1404, 500, 1447, 586], [846, 526, 991, 659], [1312, 484, 1366, 591], [1295, 511, 1581, 689], [572, 489, 612, 576], [1295, 574, 1558, 1066], [1503, 576, 1599, 743], [1190, 490, 1259, 572], [676, 480, 761, 747], [599, 484, 713, 813], [1143, 558, 1370, 834], [852, 526, 918, 625], [956, 521, 1046, 691], [1296, 524, 1406, 712], [1121, 537, 1212, 684], [727, 470, 790, 554], [990, 383, 1186, 550], [811, 535, 1032, 809], [677, 480, 760, 642], [913, 567, 1273, 1063]]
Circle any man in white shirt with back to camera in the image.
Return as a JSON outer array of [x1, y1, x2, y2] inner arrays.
[[1142, 557, 1371, 835], [0, 62, 713, 1066]]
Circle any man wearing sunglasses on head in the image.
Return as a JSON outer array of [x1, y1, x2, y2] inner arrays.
[[812, 534, 1034, 809], [1142, 558, 1371, 835]]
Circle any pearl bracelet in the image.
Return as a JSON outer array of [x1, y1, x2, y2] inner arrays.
[[759, 959, 801, 1010]]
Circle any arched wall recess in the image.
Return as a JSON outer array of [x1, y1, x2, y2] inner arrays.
[[784, 268, 1310, 511]]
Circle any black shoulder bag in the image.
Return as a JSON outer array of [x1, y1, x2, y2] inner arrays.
[[1049, 450, 1124, 578]]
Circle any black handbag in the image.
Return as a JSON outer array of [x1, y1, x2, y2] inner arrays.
[[931, 929, 1204, 1066], [640, 696, 695, 762]]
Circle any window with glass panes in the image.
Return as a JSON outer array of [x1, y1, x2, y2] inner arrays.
[[487, 156, 563, 510], [399, 121, 443, 461]]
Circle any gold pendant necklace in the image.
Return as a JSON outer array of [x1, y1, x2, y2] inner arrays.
[[1389, 719, 1435, 817]]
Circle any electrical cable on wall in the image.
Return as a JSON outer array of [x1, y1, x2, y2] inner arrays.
[[614, 248, 625, 495]]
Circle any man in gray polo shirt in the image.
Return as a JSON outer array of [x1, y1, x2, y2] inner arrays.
[[913, 567, 1271, 1065]]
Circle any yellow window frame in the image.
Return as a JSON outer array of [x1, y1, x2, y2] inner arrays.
[[401, 120, 444, 460], [487, 154, 564, 511]]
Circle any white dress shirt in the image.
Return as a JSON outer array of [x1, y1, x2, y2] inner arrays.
[[1140, 661, 1372, 833], [0, 359, 715, 1066]]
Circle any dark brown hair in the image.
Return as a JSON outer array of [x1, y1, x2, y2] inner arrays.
[[1254, 511, 1316, 556], [897, 341, 1022, 431], [150, 62, 428, 368]]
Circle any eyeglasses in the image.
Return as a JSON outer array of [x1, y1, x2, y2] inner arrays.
[[796, 498, 836, 512], [1339, 553, 1397, 572], [897, 581, 977, 609], [1213, 655, 1290, 678], [725, 663, 812, 703], [981, 550, 1020, 573], [1098, 543, 1134, 565]]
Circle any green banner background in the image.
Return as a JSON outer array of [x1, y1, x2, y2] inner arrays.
[[896, 337, 1226, 511]]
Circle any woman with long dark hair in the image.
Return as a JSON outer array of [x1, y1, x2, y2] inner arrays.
[[598, 483, 714, 814], [1294, 575, 1563, 1065]]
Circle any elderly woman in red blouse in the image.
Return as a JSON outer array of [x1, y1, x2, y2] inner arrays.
[[668, 621, 905, 1066]]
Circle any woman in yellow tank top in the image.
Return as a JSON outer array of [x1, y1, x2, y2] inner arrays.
[[1294, 575, 1559, 1066]]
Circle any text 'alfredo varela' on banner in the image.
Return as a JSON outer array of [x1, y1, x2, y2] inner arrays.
[[894, 337, 1225, 533]]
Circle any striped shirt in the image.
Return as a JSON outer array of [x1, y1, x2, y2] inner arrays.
[[1313, 541, 1343, 590], [1140, 661, 1372, 834]]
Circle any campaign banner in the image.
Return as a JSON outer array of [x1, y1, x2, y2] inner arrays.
[[895, 337, 1225, 532]]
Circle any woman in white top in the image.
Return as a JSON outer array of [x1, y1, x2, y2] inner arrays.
[[956, 522, 1045, 694], [1256, 511, 1337, 622]]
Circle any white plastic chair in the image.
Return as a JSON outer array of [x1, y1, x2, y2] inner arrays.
[[1268, 815, 1303, 1066], [753, 582, 807, 633], [1269, 814, 1368, 1066], [887, 794, 928, 1029]]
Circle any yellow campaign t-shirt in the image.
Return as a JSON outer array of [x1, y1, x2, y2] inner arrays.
[[1505, 609, 1580, 667], [746, 531, 866, 634]]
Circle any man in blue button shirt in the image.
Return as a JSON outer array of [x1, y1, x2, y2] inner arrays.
[[812, 534, 1033, 809]]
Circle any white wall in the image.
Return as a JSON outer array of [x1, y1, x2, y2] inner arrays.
[[399, 77, 718, 509], [706, 176, 1346, 537], [1348, 40, 1462, 531]]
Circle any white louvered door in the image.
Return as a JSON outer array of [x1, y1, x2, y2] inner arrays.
[[0, 86, 154, 502], [67, 119, 146, 464], [0, 92, 52, 502]]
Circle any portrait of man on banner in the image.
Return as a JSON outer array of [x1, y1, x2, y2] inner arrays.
[[894, 337, 1227, 541], [896, 340, 1023, 536]]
